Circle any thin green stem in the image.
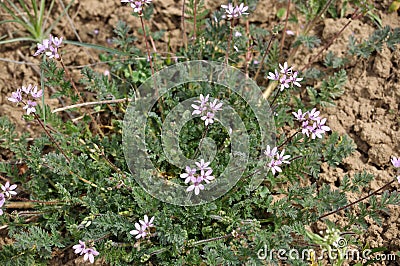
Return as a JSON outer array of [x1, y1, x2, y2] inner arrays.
[[38, 0, 46, 35], [139, 15, 155, 77], [13, 197, 62, 205], [34, 111, 103, 190], [318, 179, 396, 220], [59, 55, 104, 137], [181, 0, 188, 51], [287, 0, 336, 65], [279, 0, 291, 57], [189, 233, 232, 246], [193, 125, 209, 160], [193, 0, 197, 40], [33, 113, 70, 163], [301, 9, 362, 72], [225, 20, 234, 65], [303, 0, 335, 35], [269, 87, 282, 106], [41, 56, 46, 124], [278, 131, 299, 149], [18, 0, 34, 26], [254, 34, 276, 80], [244, 20, 251, 76]]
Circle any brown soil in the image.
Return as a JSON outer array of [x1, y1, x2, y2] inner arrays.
[[0, 0, 399, 265]]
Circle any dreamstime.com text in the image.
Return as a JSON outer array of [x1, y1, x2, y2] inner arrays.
[[257, 246, 397, 262]]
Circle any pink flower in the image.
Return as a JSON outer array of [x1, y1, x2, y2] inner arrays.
[[34, 35, 63, 58], [286, 30, 295, 36], [1, 182, 17, 198], [201, 111, 215, 126], [191, 105, 207, 115], [181, 160, 216, 195], [308, 108, 320, 121], [292, 109, 307, 122], [264, 145, 278, 157], [72, 240, 86, 255], [265, 147, 291, 176], [195, 94, 209, 106], [180, 166, 197, 184], [51, 35, 63, 47], [21, 84, 33, 94], [192, 94, 209, 115], [7, 89, 22, 103], [130, 222, 147, 239], [192, 94, 223, 126], [301, 120, 311, 136], [23, 100, 37, 115], [234, 3, 249, 18], [0, 193, 5, 207], [310, 123, 323, 139], [34, 39, 51, 56], [391, 157, 400, 168], [209, 99, 223, 112], [131, 1, 143, 13], [268, 159, 282, 175], [45, 45, 60, 59], [31, 85, 43, 98], [279, 62, 293, 75], [200, 169, 214, 184], [267, 69, 280, 81], [187, 177, 205, 195], [195, 159, 211, 171], [121, 0, 151, 13], [289, 71, 303, 87], [139, 215, 155, 229], [221, 3, 236, 19], [83, 247, 99, 264], [72, 241, 99, 264], [276, 149, 291, 164], [221, 2, 248, 20], [268, 62, 303, 91], [316, 118, 331, 133], [130, 215, 155, 241], [279, 75, 291, 91]]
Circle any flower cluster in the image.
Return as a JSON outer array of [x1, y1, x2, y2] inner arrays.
[[267, 62, 303, 91], [130, 215, 155, 239], [0, 182, 17, 215], [180, 159, 215, 195], [293, 108, 331, 139], [121, 0, 152, 14], [264, 146, 291, 175], [191, 94, 223, 126], [7, 84, 43, 115], [221, 3, 249, 20], [34, 35, 63, 59], [392, 156, 400, 183], [72, 240, 99, 264]]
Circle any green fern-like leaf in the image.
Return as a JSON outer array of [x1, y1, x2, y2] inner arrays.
[[185, 0, 209, 38], [13, 226, 64, 260], [323, 132, 355, 166], [307, 69, 346, 107]]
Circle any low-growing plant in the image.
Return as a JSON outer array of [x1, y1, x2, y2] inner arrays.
[[0, 0, 400, 265], [0, 0, 74, 45]]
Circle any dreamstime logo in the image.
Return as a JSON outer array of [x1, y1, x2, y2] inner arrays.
[[332, 237, 347, 249], [257, 238, 397, 262], [122, 61, 276, 206]]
